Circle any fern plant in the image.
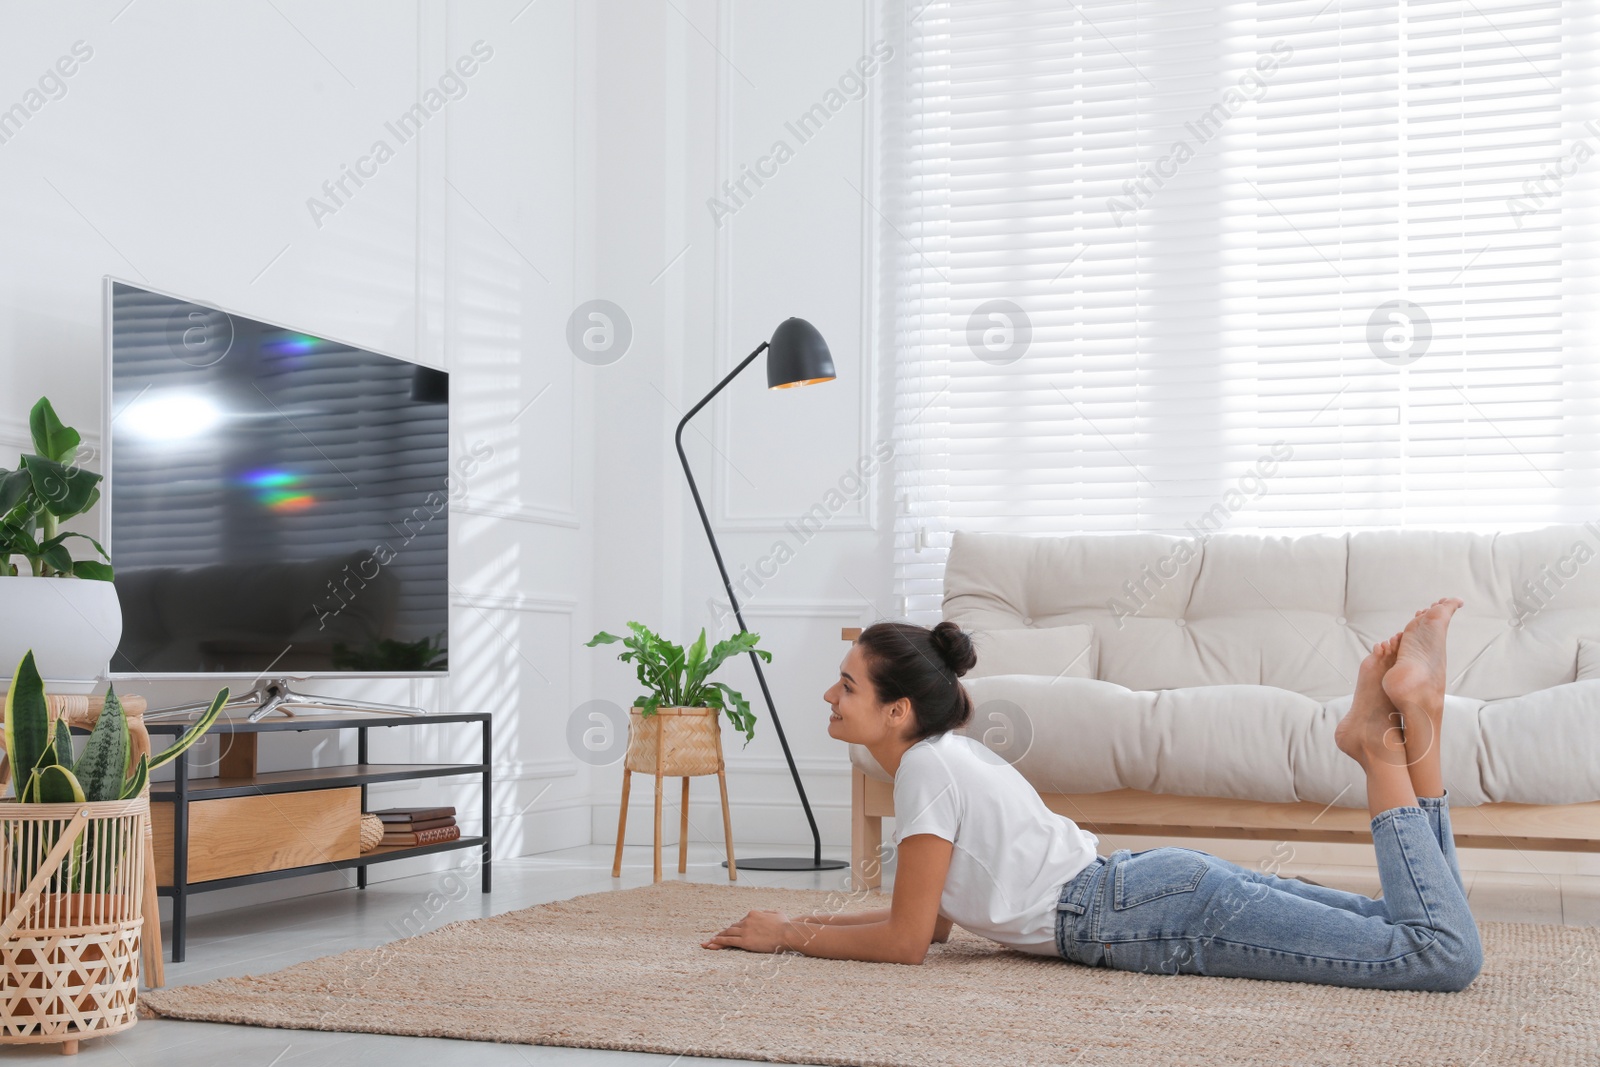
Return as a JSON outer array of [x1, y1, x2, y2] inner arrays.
[[585, 623, 770, 745]]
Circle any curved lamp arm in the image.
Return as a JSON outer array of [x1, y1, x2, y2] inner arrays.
[[673, 340, 827, 866]]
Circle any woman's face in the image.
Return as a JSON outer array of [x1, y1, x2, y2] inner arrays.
[[823, 642, 904, 745]]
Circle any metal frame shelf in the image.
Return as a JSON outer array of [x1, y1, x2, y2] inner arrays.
[[147, 711, 491, 962]]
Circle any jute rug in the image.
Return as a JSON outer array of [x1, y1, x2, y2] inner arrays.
[[140, 880, 1600, 1067]]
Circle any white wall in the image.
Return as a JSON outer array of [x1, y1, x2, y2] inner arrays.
[[0, 0, 901, 931], [7, 0, 1572, 922], [577, 0, 1600, 891], [0, 0, 598, 912], [587, 0, 896, 853]]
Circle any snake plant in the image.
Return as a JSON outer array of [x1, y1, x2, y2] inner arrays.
[[4, 649, 228, 804]]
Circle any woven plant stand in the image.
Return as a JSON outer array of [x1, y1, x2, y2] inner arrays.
[[611, 707, 736, 884], [0, 797, 148, 1056]]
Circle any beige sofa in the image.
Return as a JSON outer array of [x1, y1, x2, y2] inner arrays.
[[848, 525, 1600, 889]]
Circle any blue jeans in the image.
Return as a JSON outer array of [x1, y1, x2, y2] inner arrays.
[[1054, 792, 1483, 991]]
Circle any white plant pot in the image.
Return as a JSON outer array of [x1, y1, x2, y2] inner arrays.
[[0, 577, 122, 694]]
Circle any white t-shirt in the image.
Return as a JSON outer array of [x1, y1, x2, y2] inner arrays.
[[892, 729, 1100, 955]]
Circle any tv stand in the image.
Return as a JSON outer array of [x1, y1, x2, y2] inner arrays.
[[147, 709, 490, 963], [145, 678, 425, 723]]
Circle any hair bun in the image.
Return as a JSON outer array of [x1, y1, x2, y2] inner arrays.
[[929, 621, 977, 677]]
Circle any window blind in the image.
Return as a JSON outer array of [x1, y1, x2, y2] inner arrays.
[[883, 0, 1600, 621]]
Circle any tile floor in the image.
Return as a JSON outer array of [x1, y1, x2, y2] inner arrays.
[[5, 843, 1595, 1065]]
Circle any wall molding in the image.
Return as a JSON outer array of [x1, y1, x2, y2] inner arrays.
[[718, 756, 855, 775], [449, 589, 578, 614], [416, 3, 449, 368], [436, 4, 583, 539], [596, 796, 855, 851], [0, 417, 101, 458], [736, 597, 864, 620], [591, 756, 853, 776], [854, 0, 883, 535], [714, 511, 875, 534], [499, 757, 579, 781], [706, 3, 881, 533], [0, 419, 31, 451], [604, 792, 852, 811], [454, 497, 582, 528], [365, 755, 578, 790], [493, 794, 593, 820]]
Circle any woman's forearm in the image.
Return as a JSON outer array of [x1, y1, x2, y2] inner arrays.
[[782, 918, 922, 964], [792, 908, 891, 926]]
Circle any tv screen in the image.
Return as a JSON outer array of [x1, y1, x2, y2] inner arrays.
[[105, 279, 449, 677]]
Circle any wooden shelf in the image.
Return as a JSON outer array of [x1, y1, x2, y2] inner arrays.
[[156, 836, 487, 894], [150, 762, 487, 800], [362, 835, 483, 860]]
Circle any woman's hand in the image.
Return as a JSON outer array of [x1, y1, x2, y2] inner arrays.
[[702, 909, 792, 953]]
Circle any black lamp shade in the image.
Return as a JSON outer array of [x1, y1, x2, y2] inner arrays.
[[766, 317, 836, 389]]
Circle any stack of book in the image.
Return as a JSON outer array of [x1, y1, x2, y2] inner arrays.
[[373, 806, 460, 847]]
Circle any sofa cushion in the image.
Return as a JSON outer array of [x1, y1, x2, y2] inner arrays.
[[966, 624, 1096, 681], [1473, 679, 1600, 804], [941, 524, 1600, 702], [1578, 638, 1600, 681], [850, 675, 1600, 808]]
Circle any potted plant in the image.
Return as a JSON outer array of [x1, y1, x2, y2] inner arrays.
[[0, 398, 120, 695], [585, 623, 769, 776], [0, 649, 226, 1053]]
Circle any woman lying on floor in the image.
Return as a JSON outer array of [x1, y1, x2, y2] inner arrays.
[[702, 600, 1484, 992]]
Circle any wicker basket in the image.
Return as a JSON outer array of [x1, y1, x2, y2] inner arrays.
[[624, 707, 724, 776], [0, 797, 148, 1054]]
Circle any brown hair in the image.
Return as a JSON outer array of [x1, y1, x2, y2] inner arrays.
[[854, 621, 976, 742]]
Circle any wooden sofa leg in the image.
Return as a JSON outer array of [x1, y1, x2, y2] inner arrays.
[[851, 767, 882, 891]]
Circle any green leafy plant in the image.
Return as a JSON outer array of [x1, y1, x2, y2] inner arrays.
[[0, 397, 112, 580], [585, 623, 770, 746], [3, 650, 228, 894]]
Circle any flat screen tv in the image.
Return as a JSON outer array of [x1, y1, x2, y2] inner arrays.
[[103, 278, 449, 680]]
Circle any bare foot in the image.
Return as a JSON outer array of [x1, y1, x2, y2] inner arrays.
[[1383, 597, 1462, 792], [1383, 598, 1461, 707], [1382, 598, 1461, 722], [1336, 636, 1408, 767]]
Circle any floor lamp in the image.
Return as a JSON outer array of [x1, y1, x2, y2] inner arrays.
[[674, 317, 850, 873]]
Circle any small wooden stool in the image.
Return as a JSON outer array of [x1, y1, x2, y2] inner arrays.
[[610, 706, 736, 883], [0, 693, 164, 989]]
